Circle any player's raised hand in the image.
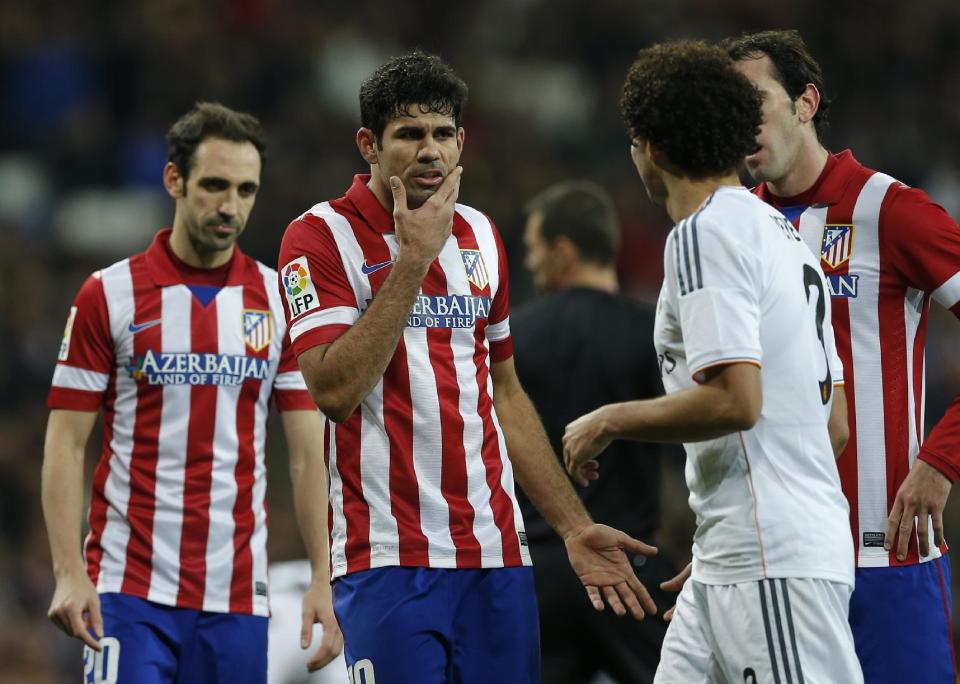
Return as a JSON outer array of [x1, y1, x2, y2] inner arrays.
[[563, 523, 658, 620], [884, 459, 952, 560], [300, 579, 344, 672], [391, 167, 462, 269], [563, 407, 613, 485], [47, 571, 104, 651], [659, 562, 692, 622]]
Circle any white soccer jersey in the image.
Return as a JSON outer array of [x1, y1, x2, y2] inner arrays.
[[654, 186, 853, 586]]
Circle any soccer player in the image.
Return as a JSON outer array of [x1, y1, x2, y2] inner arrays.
[[724, 29, 960, 683], [514, 181, 670, 683], [42, 103, 332, 684], [277, 51, 657, 683], [563, 41, 862, 682]]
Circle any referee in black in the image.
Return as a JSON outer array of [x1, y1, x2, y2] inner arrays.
[[513, 181, 672, 684]]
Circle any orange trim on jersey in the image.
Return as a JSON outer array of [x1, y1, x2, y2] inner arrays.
[[690, 358, 762, 384], [739, 431, 768, 578]]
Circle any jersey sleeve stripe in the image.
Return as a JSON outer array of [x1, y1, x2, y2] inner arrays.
[[273, 370, 309, 391], [691, 212, 704, 290], [289, 307, 359, 341], [932, 271, 960, 309], [674, 226, 688, 295], [486, 318, 510, 342], [681, 220, 696, 294], [52, 364, 110, 392]]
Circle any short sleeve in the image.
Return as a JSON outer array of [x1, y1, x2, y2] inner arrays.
[[272, 330, 316, 411], [278, 214, 359, 357], [48, 272, 114, 411], [822, 286, 845, 385], [486, 218, 513, 362], [672, 215, 762, 379], [884, 186, 960, 310]]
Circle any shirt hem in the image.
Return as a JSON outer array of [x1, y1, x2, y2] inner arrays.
[[331, 553, 533, 579]]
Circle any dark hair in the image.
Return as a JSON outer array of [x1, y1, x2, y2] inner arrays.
[[621, 40, 762, 179], [166, 102, 266, 181], [359, 51, 468, 141], [525, 181, 620, 265], [721, 30, 831, 138]]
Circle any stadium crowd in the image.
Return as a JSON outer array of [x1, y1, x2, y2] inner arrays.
[[1, 0, 959, 681]]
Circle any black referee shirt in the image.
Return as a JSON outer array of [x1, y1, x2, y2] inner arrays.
[[512, 287, 663, 545]]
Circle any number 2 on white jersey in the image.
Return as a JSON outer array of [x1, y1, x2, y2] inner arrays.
[[802, 264, 832, 404]]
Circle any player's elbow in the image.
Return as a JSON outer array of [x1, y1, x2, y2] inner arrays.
[[309, 389, 356, 424], [718, 393, 761, 432]]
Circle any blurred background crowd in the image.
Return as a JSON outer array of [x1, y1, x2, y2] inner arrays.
[[1, 0, 958, 680]]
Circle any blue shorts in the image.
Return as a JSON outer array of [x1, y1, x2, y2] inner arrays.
[[84, 593, 268, 684], [849, 555, 957, 683], [333, 566, 540, 684]]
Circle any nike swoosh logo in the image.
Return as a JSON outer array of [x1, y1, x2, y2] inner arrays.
[[128, 319, 162, 333], [360, 260, 393, 275]]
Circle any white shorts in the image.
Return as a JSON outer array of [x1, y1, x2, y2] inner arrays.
[[268, 560, 348, 684], [656, 577, 863, 684]]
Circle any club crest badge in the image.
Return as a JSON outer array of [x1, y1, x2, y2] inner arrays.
[[820, 224, 855, 269], [242, 309, 273, 352], [460, 249, 489, 290]]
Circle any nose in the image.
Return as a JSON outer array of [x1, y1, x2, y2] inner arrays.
[[417, 134, 441, 162], [219, 189, 239, 218]]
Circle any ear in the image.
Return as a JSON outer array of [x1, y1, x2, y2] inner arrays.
[[163, 162, 184, 199], [552, 235, 581, 268], [795, 83, 821, 125], [357, 128, 379, 165], [457, 127, 465, 152]]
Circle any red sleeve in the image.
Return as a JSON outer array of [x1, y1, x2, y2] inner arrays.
[[272, 330, 318, 411], [47, 272, 114, 411], [486, 216, 513, 362], [277, 214, 359, 358], [884, 186, 960, 480], [918, 299, 960, 481]]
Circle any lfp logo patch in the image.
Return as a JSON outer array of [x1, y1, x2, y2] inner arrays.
[[460, 249, 489, 290], [243, 309, 272, 352], [282, 257, 320, 317], [820, 224, 854, 269]]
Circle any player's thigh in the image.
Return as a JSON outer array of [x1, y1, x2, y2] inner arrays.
[[85, 593, 179, 684], [267, 582, 349, 684], [332, 567, 450, 684], [180, 611, 268, 684], [708, 578, 862, 684], [850, 558, 956, 683], [654, 580, 725, 684], [450, 567, 540, 684]]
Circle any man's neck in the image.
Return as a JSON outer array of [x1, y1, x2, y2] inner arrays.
[[766, 141, 830, 198], [663, 172, 741, 224]]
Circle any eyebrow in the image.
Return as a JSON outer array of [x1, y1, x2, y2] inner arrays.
[[393, 124, 457, 136]]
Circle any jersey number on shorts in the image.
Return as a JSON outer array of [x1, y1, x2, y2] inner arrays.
[[347, 658, 376, 684], [83, 637, 120, 684], [803, 264, 832, 404]]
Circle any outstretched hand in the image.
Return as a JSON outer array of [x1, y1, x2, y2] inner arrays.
[[564, 523, 658, 620]]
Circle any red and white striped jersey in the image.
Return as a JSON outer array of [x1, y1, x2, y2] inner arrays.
[[278, 175, 531, 578], [48, 230, 315, 616], [756, 150, 960, 567]]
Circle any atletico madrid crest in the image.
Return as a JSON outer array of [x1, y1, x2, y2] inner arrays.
[[820, 224, 855, 269], [242, 309, 273, 352], [460, 249, 489, 290]]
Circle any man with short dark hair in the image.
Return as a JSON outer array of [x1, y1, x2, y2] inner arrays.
[[514, 180, 671, 683], [43, 102, 331, 683], [277, 51, 657, 683], [564, 40, 861, 683], [725, 28, 960, 683]]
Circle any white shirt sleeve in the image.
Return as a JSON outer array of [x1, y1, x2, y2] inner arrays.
[[672, 213, 763, 379]]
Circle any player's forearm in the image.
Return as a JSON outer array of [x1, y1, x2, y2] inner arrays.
[[303, 255, 428, 422], [41, 441, 88, 579], [282, 410, 331, 580], [602, 382, 758, 445], [496, 386, 591, 538]]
